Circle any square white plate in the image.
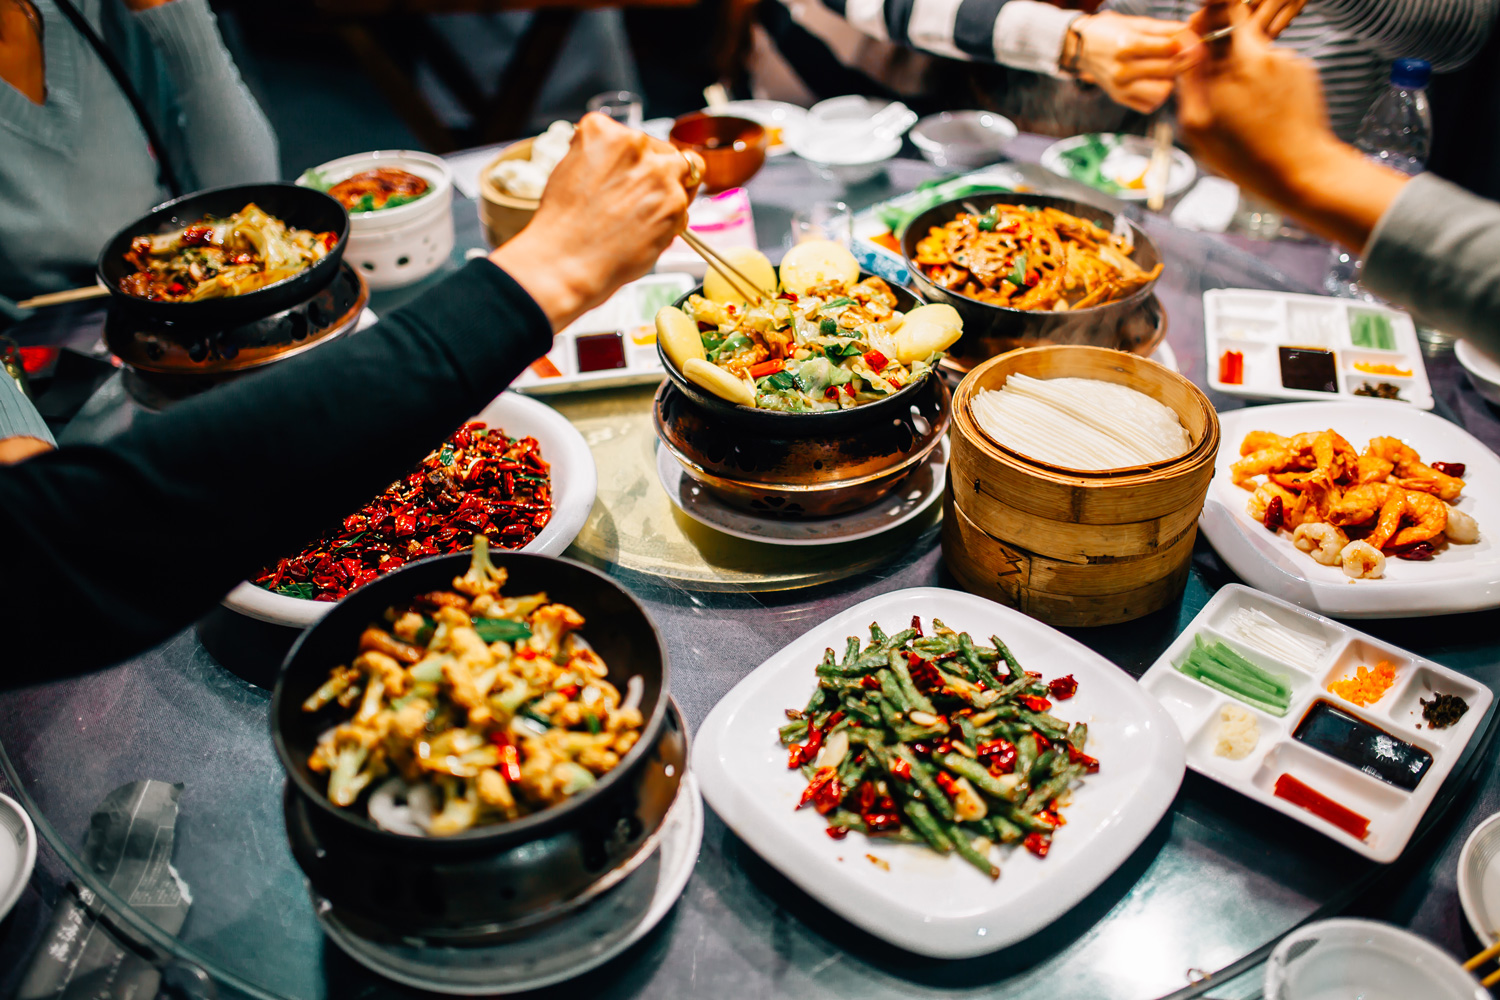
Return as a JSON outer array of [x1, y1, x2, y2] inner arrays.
[[1139, 584, 1492, 862], [1199, 401, 1500, 618], [692, 587, 1185, 959]]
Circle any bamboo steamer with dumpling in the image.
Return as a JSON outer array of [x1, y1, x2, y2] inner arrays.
[[944, 345, 1219, 626]]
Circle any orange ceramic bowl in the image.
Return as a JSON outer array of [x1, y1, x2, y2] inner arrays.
[[669, 113, 768, 193]]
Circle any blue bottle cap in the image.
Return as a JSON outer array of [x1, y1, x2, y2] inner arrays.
[[1391, 58, 1431, 88]]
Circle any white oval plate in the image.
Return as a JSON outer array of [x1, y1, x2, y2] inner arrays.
[[706, 100, 809, 156], [693, 587, 1185, 959], [1460, 811, 1500, 944], [0, 793, 36, 923], [223, 392, 597, 627], [1199, 401, 1500, 618], [318, 774, 702, 995], [655, 437, 947, 546], [1040, 133, 1196, 202]]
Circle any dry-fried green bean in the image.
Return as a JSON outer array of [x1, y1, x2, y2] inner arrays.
[[989, 813, 1024, 843], [779, 719, 809, 744], [991, 635, 1021, 679], [1024, 767, 1080, 814], [894, 746, 954, 821], [889, 651, 936, 715], [901, 799, 954, 853], [947, 823, 1000, 879], [935, 751, 1016, 801]]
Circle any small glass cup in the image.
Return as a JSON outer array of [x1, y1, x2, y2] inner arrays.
[[1232, 191, 1283, 241], [586, 90, 644, 130], [790, 201, 853, 247]]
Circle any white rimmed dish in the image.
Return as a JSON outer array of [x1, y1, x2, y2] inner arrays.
[[1265, 918, 1486, 1000], [655, 436, 946, 545], [1456, 338, 1500, 408], [1139, 584, 1492, 862], [0, 792, 36, 923], [1205, 289, 1433, 409], [706, 100, 807, 156], [910, 111, 1017, 171], [692, 586, 1185, 958], [298, 150, 455, 290], [1199, 401, 1500, 618], [1459, 811, 1500, 943], [1040, 133, 1196, 202], [223, 392, 597, 628]]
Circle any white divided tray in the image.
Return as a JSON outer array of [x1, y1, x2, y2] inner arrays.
[[1204, 289, 1433, 409], [1140, 584, 1491, 863], [511, 273, 696, 394]]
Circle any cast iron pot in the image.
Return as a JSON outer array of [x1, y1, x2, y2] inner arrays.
[[271, 551, 679, 939], [900, 192, 1163, 369], [98, 182, 350, 327], [656, 273, 951, 517]]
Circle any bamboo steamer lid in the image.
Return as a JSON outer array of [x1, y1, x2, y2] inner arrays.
[[943, 345, 1219, 626]]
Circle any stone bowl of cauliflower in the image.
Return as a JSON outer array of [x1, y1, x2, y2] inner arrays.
[[272, 539, 681, 938]]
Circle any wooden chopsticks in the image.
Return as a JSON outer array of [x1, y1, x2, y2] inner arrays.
[[1145, 120, 1173, 213], [1463, 936, 1500, 987], [17, 285, 111, 310], [679, 229, 766, 306]]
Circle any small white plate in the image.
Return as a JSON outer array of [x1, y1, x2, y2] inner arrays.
[[1456, 338, 1500, 409], [0, 793, 36, 923], [692, 587, 1185, 959], [1200, 401, 1500, 618], [223, 392, 598, 627], [1139, 584, 1492, 862], [655, 437, 947, 546], [1266, 918, 1487, 1000], [705, 100, 808, 156], [1205, 289, 1434, 410], [1040, 133, 1196, 202], [318, 774, 702, 994], [1460, 811, 1500, 943]]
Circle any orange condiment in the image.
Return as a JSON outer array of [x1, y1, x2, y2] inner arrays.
[[1327, 660, 1397, 706], [1353, 361, 1412, 377]]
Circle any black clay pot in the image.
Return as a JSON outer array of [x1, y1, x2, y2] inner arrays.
[[271, 551, 678, 938], [901, 192, 1163, 370]]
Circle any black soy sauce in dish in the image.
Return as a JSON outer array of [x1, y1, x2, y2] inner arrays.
[[1278, 347, 1339, 393], [1293, 700, 1432, 791]]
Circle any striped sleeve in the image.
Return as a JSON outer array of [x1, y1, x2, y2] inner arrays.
[[0, 375, 53, 448], [1315, 0, 1497, 72], [816, 0, 1081, 72]]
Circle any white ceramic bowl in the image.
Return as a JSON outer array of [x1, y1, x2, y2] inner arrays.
[[1459, 811, 1500, 943], [910, 110, 1017, 170], [298, 150, 454, 290], [1456, 338, 1500, 407], [1265, 919, 1486, 1000], [0, 793, 36, 924], [797, 95, 904, 183]]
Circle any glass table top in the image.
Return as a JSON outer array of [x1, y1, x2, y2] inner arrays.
[[4, 145, 1500, 1000]]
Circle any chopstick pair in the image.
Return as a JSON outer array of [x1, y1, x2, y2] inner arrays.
[[1463, 936, 1500, 987], [17, 285, 111, 310], [679, 229, 765, 306]]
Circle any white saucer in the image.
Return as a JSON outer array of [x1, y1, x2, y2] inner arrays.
[[1460, 811, 1500, 944], [0, 793, 36, 922], [657, 437, 948, 546], [318, 774, 702, 995]]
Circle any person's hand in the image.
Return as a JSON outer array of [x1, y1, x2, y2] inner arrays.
[[490, 114, 704, 330], [1246, 0, 1307, 38], [0, 436, 51, 464], [1070, 11, 1187, 114]]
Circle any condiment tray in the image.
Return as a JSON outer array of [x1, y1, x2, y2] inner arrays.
[[1204, 289, 1433, 409], [1199, 401, 1500, 618], [511, 273, 696, 394], [1139, 584, 1492, 862], [693, 587, 1185, 958]]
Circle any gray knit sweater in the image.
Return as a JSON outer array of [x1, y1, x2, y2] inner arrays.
[[0, 0, 279, 307]]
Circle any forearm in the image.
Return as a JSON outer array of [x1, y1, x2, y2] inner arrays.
[[133, 0, 281, 184], [1274, 138, 1410, 252], [1315, 0, 1496, 70], [0, 260, 550, 684]]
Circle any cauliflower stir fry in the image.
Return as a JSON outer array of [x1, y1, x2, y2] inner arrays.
[[303, 537, 645, 835]]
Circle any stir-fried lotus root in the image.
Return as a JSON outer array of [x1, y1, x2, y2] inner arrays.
[[913, 204, 1162, 310], [1233, 429, 1478, 579], [303, 537, 645, 836]]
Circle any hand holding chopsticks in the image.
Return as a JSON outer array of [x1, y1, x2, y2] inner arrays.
[[1463, 936, 1500, 987], [679, 230, 766, 306]]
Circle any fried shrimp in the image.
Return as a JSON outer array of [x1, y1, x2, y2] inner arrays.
[[1327, 483, 1398, 527], [1233, 448, 1308, 489], [1341, 540, 1385, 579], [1355, 454, 1395, 484], [1364, 491, 1409, 550], [1247, 481, 1298, 523], [1389, 490, 1447, 548], [1293, 523, 1348, 566], [1312, 430, 1358, 482]]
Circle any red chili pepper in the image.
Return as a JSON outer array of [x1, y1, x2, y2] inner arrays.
[[1433, 462, 1465, 478], [797, 767, 840, 811], [841, 383, 856, 398], [1033, 732, 1051, 751], [1264, 495, 1284, 532], [857, 781, 877, 813], [933, 772, 959, 797], [1023, 832, 1052, 858], [911, 615, 923, 637], [1048, 675, 1079, 700], [1066, 743, 1100, 773], [865, 812, 902, 832], [748, 358, 785, 379], [825, 387, 839, 400], [181, 225, 213, 246], [498, 743, 523, 784], [811, 775, 844, 814], [863, 350, 889, 372], [778, 291, 799, 302], [825, 825, 849, 840], [978, 739, 1017, 774], [1019, 695, 1052, 713], [1218, 350, 1244, 385], [1393, 541, 1436, 560], [787, 744, 804, 769], [860, 675, 882, 690], [890, 757, 912, 781]]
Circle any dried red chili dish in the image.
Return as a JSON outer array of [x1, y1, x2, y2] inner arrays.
[[255, 421, 552, 602]]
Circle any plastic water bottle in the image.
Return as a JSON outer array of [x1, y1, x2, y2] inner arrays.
[[1324, 59, 1433, 298]]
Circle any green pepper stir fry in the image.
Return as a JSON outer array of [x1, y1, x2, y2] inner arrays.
[[779, 616, 1095, 879]]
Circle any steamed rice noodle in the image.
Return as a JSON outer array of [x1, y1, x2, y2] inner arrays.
[[971, 374, 1191, 470]]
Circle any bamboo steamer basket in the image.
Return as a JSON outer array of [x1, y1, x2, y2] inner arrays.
[[478, 138, 540, 248], [944, 345, 1219, 627]]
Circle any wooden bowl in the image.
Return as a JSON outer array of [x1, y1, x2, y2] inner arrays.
[[669, 113, 768, 194], [944, 345, 1219, 626], [478, 138, 540, 248]]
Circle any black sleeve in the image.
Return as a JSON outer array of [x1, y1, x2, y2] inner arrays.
[[0, 259, 552, 686]]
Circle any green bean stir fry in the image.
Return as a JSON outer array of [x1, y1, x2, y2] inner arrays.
[[779, 616, 1097, 879]]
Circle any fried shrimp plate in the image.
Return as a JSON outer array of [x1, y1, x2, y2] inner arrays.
[[1234, 429, 1478, 578], [302, 536, 645, 836]]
